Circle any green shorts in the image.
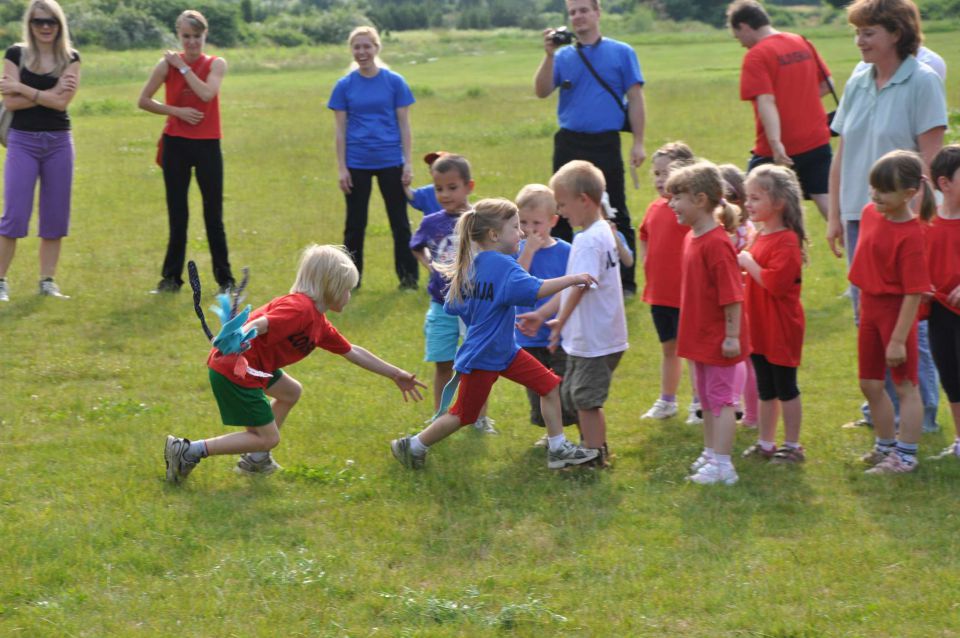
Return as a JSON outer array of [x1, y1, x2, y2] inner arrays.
[[208, 368, 283, 427]]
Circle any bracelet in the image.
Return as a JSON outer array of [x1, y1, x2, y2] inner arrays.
[[179, 66, 190, 76]]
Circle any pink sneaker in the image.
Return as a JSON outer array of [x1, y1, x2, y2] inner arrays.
[[865, 453, 917, 475]]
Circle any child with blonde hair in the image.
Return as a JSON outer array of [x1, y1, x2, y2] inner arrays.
[[391, 199, 599, 470], [738, 165, 808, 463], [164, 244, 426, 484], [667, 161, 751, 485], [852, 150, 934, 474]]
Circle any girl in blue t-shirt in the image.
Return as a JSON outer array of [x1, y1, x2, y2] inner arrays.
[[328, 26, 418, 289], [390, 198, 600, 470]]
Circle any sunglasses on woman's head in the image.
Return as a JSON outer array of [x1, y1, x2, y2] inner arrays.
[[30, 18, 59, 28]]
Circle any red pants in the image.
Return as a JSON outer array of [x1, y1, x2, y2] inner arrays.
[[450, 349, 560, 425]]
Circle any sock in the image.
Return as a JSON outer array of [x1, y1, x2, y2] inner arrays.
[[876, 437, 896, 453], [955, 438, 960, 456], [895, 441, 918, 465], [704, 447, 715, 459], [758, 439, 776, 452], [784, 441, 801, 449], [184, 439, 207, 463], [661, 393, 676, 404], [714, 453, 732, 467], [547, 433, 567, 452], [248, 451, 270, 462], [409, 434, 429, 456]]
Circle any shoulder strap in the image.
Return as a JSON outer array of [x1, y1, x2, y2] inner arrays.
[[801, 36, 838, 107], [575, 42, 627, 114]]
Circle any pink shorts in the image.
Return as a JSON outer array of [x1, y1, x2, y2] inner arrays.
[[694, 361, 746, 418]]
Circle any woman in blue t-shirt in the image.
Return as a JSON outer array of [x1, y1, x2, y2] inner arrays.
[[328, 26, 419, 289]]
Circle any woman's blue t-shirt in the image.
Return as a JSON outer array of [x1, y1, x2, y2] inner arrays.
[[328, 68, 415, 169], [444, 251, 543, 373]]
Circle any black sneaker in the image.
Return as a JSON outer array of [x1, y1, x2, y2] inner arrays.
[[151, 278, 181, 294]]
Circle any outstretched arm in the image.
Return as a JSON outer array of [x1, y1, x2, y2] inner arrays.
[[343, 346, 426, 402]]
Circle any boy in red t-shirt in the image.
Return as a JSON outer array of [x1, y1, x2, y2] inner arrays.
[[164, 245, 426, 484], [638, 142, 698, 423], [850, 151, 935, 474], [666, 162, 750, 486]]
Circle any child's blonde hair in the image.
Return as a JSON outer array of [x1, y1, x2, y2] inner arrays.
[[515, 184, 556, 213], [290, 244, 359, 308], [869, 150, 936, 222], [718, 163, 749, 227], [440, 198, 518, 305], [665, 161, 740, 229], [549, 160, 606, 205], [347, 25, 387, 70], [746, 164, 809, 264], [652, 141, 694, 164]]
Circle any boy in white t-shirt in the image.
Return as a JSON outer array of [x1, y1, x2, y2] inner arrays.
[[517, 160, 628, 466]]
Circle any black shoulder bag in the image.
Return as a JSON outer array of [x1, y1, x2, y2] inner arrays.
[[574, 41, 632, 134], [802, 37, 840, 137]]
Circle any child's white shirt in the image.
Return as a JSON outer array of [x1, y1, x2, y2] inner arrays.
[[561, 219, 629, 357]]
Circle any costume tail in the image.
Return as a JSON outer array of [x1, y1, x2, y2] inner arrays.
[[431, 372, 461, 421], [187, 260, 214, 341]]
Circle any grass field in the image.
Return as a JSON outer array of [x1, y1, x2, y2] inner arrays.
[[2, 25, 960, 637]]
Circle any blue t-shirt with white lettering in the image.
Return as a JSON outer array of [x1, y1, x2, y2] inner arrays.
[[327, 68, 415, 169], [553, 38, 643, 133], [410, 210, 460, 304], [409, 185, 440, 215], [515, 239, 571, 348], [445, 251, 543, 373]]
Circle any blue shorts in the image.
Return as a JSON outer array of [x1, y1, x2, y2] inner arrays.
[[424, 301, 462, 362]]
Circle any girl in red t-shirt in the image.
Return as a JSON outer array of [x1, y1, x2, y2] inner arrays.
[[638, 142, 698, 424], [850, 151, 935, 475], [163, 245, 427, 484], [737, 165, 807, 464], [667, 162, 750, 486]]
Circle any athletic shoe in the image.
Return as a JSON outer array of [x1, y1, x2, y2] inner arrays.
[[164, 435, 198, 484], [391, 436, 426, 470], [685, 401, 703, 425], [0, 279, 8, 302], [38, 278, 69, 298], [473, 416, 498, 434], [741, 443, 777, 460], [861, 447, 890, 466], [641, 399, 678, 420], [217, 279, 236, 296], [771, 445, 806, 464], [533, 433, 549, 448], [235, 452, 282, 476], [150, 278, 181, 294], [865, 453, 917, 474], [841, 418, 872, 429], [689, 451, 712, 473], [686, 461, 739, 485], [547, 440, 599, 469], [927, 442, 960, 460], [740, 420, 758, 429]]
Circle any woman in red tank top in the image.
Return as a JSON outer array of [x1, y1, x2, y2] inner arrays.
[[137, 10, 235, 295]]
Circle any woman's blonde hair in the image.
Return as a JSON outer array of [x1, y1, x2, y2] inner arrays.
[[869, 149, 936, 222], [439, 198, 518, 305], [745, 164, 810, 264], [19, 0, 74, 77], [665, 161, 741, 230], [347, 25, 387, 71], [175, 10, 208, 33], [290, 244, 359, 309]]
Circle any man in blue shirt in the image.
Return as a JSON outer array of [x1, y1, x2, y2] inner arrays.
[[534, 0, 646, 295]]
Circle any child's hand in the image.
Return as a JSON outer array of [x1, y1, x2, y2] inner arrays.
[[948, 284, 960, 308], [737, 251, 755, 269], [522, 232, 547, 255], [546, 318, 562, 353], [516, 311, 545, 337], [393, 370, 427, 402], [571, 272, 598, 288], [885, 340, 907, 368], [721, 337, 740, 358]]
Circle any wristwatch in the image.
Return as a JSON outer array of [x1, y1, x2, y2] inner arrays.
[[179, 66, 190, 76]]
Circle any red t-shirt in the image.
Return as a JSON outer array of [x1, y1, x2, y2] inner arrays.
[[639, 197, 691, 307], [849, 204, 930, 297], [207, 293, 352, 388], [745, 230, 804, 367], [164, 54, 222, 139], [739, 32, 830, 157], [926, 214, 960, 316], [677, 226, 750, 365]]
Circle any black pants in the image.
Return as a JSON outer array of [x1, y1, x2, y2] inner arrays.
[[552, 128, 636, 293], [344, 165, 418, 286], [929, 301, 960, 403], [161, 135, 234, 287]]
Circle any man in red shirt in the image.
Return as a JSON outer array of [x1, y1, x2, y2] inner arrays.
[[728, 0, 833, 219]]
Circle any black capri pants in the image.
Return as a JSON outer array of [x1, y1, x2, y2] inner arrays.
[[929, 301, 960, 403], [750, 353, 800, 402]]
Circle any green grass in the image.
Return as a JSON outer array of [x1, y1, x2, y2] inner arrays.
[[2, 26, 960, 637]]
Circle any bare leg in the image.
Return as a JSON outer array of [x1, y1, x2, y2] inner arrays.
[[661, 339, 682, 396], [861, 379, 895, 440], [688, 360, 699, 403], [265, 374, 302, 430], [952, 402, 960, 440], [0, 236, 16, 278], [758, 399, 779, 443], [810, 193, 829, 221], [894, 380, 922, 445], [39, 238, 61, 279], [433, 361, 454, 413], [540, 386, 564, 437], [781, 396, 802, 444], [578, 407, 605, 449], [712, 406, 737, 456], [203, 422, 281, 456], [416, 413, 463, 446]]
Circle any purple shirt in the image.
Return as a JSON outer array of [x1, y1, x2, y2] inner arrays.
[[410, 210, 460, 304]]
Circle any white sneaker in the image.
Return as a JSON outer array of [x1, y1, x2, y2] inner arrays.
[[39, 278, 69, 298], [642, 399, 678, 420], [473, 416, 498, 434], [533, 433, 549, 447], [685, 401, 703, 425], [928, 442, 960, 460], [686, 461, 738, 485], [689, 451, 712, 472], [0, 279, 8, 302]]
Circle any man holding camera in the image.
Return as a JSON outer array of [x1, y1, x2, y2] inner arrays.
[[534, 0, 646, 296]]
